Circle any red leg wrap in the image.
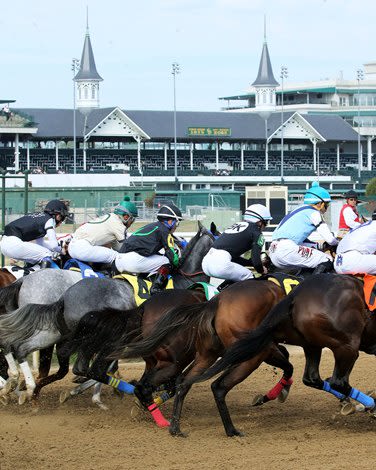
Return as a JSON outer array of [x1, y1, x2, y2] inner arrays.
[[266, 376, 293, 400], [147, 404, 170, 428]]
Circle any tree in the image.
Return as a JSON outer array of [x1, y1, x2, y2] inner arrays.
[[366, 177, 376, 196]]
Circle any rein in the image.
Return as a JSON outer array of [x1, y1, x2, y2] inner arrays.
[[178, 269, 205, 277]]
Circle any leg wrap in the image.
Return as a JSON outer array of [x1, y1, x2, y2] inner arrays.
[[349, 388, 375, 409], [106, 374, 134, 394], [147, 403, 170, 427], [322, 380, 345, 399], [266, 376, 293, 401]]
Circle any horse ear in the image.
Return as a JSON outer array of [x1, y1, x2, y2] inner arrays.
[[210, 222, 217, 234], [198, 220, 203, 231]]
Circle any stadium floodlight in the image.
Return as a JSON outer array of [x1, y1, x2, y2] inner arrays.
[[172, 63, 180, 185], [280, 66, 288, 184], [72, 58, 80, 174]]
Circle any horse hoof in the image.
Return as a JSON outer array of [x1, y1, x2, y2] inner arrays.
[[251, 394, 265, 406], [0, 395, 8, 406], [366, 389, 376, 399], [341, 402, 357, 416], [18, 379, 26, 391], [228, 430, 245, 438], [277, 388, 290, 403], [18, 391, 29, 405], [93, 400, 108, 411], [3, 378, 17, 395], [59, 391, 70, 403]]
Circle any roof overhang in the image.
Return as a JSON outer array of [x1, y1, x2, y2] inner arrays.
[[86, 107, 150, 141], [270, 112, 325, 142], [0, 127, 38, 135]]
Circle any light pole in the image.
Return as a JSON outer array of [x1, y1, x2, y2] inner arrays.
[[356, 68, 364, 183], [280, 66, 288, 184], [172, 62, 180, 185], [71, 58, 80, 174]]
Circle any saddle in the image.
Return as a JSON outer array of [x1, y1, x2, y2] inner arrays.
[[63, 259, 107, 278]]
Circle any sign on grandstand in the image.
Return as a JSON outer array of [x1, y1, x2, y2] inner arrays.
[[187, 127, 231, 137]]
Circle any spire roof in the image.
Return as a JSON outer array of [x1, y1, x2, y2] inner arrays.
[[252, 41, 279, 87], [75, 31, 103, 81]]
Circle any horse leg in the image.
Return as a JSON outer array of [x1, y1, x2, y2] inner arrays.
[[211, 350, 272, 437], [252, 344, 294, 406], [329, 345, 375, 411], [28, 343, 71, 404], [60, 379, 97, 404], [170, 351, 218, 437], [37, 346, 54, 380], [0, 352, 20, 396], [302, 346, 324, 390]]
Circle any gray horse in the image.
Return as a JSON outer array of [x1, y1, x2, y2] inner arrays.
[[0, 222, 217, 402]]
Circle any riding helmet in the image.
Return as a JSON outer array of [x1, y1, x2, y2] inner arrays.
[[44, 199, 69, 217], [244, 204, 272, 224], [114, 196, 138, 218], [304, 182, 331, 205], [157, 203, 183, 221]]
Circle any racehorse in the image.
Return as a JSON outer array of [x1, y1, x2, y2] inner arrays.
[[187, 273, 376, 426], [0, 222, 217, 403], [118, 276, 297, 436], [0, 268, 17, 288], [56, 288, 208, 422]]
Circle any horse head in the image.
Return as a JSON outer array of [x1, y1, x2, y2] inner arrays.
[[176, 221, 219, 284]]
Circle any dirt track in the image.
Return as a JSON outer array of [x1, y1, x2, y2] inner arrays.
[[0, 349, 375, 470]]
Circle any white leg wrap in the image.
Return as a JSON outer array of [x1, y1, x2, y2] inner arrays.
[[19, 361, 35, 391], [5, 353, 19, 377]]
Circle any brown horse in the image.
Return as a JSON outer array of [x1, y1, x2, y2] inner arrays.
[[190, 273, 376, 428], [0, 268, 16, 288], [119, 276, 297, 436]]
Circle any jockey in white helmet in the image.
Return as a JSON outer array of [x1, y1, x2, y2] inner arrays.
[[202, 203, 272, 285]]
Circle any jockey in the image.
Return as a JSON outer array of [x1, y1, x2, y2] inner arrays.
[[269, 182, 338, 274], [337, 190, 365, 239], [202, 204, 272, 283], [115, 202, 183, 294], [0, 199, 68, 266], [68, 196, 137, 265], [334, 210, 376, 275]]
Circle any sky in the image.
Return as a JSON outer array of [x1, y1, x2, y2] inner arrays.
[[1, 0, 376, 112]]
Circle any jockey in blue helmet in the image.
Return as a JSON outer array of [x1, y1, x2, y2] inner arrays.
[[269, 182, 338, 274]]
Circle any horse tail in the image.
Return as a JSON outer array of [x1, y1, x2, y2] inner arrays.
[[0, 278, 24, 314], [113, 299, 217, 359], [72, 305, 144, 352], [188, 292, 295, 384], [0, 297, 65, 347]]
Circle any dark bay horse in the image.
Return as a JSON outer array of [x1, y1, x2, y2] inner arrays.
[[56, 288, 208, 423], [0, 222, 217, 403], [118, 277, 297, 436], [0, 269, 17, 288], [190, 273, 376, 424]]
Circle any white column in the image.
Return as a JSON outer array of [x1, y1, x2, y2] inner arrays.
[[367, 136, 373, 170], [14, 133, 20, 172], [26, 140, 30, 170], [137, 137, 141, 173], [190, 142, 193, 170], [55, 140, 59, 171], [215, 142, 219, 170], [240, 143, 244, 171], [312, 139, 317, 172], [336, 143, 340, 171], [164, 143, 168, 171]]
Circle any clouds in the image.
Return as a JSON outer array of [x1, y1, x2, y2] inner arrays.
[[1, 0, 375, 110]]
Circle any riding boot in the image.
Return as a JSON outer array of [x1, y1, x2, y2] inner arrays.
[[217, 279, 234, 292], [312, 260, 333, 275], [150, 264, 171, 295]]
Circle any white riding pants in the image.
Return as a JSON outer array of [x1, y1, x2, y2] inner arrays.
[[334, 250, 376, 275], [115, 252, 170, 274], [269, 239, 332, 269], [0, 235, 52, 264], [68, 239, 117, 264], [201, 248, 254, 282]]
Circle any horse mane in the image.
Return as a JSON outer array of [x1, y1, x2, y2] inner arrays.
[[178, 222, 213, 267]]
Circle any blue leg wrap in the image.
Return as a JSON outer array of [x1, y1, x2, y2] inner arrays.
[[106, 374, 134, 394], [349, 388, 375, 409], [322, 381, 346, 399]]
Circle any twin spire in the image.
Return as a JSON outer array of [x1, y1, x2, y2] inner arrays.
[[74, 11, 103, 114]]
